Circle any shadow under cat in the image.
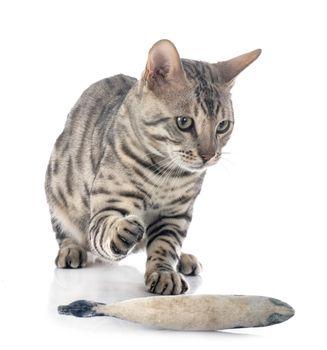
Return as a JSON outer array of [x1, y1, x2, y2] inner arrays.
[[48, 257, 203, 331]]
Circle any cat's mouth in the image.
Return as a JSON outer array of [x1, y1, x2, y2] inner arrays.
[[173, 159, 217, 172], [172, 153, 220, 172]]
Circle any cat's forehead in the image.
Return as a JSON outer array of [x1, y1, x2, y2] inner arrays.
[[181, 59, 230, 119], [182, 59, 220, 84]]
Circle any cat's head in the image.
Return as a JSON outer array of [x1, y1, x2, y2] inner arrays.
[[136, 40, 261, 172]]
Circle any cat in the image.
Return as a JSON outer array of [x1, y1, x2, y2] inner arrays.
[[45, 39, 261, 295]]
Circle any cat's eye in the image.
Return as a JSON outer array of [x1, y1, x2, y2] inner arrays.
[[176, 116, 194, 131], [216, 120, 231, 134]]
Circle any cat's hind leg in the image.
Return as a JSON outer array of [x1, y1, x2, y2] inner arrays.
[[177, 253, 202, 276], [52, 218, 87, 268]]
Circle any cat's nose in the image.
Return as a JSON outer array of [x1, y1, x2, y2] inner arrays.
[[200, 153, 215, 163]]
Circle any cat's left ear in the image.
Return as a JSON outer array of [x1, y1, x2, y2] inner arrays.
[[143, 39, 187, 90], [216, 49, 262, 85]]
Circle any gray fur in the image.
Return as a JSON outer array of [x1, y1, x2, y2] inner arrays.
[[45, 40, 261, 295]]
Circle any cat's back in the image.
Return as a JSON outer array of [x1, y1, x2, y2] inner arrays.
[[51, 74, 136, 163], [79, 74, 137, 107], [65, 74, 137, 136], [45, 74, 136, 216]]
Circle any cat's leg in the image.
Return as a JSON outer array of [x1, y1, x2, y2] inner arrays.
[[88, 209, 145, 261], [55, 238, 88, 268], [177, 253, 202, 276], [88, 172, 146, 261], [52, 218, 87, 268], [145, 215, 191, 295]]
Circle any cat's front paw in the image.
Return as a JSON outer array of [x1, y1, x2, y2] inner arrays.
[[109, 215, 145, 258], [145, 270, 189, 295], [55, 245, 87, 268], [178, 253, 202, 276]]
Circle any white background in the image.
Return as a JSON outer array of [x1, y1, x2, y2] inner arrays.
[[1, 0, 326, 348]]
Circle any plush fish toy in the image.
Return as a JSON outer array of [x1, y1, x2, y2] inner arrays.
[[58, 294, 294, 331]]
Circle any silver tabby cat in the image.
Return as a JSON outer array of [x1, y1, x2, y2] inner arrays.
[[45, 40, 261, 295]]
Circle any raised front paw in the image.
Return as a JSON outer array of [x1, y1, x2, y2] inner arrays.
[[110, 215, 145, 258], [145, 270, 189, 295]]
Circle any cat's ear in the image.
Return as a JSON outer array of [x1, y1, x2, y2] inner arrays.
[[216, 49, 262, 85], [143, 39, 187, 89]]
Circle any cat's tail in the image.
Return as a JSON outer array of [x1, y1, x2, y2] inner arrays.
[[58, 294, 294, 331]]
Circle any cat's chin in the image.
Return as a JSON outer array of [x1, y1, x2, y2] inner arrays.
[[178, 163, 207, 173], [171, 155, 219, 173], [180, 159, 220, 172]]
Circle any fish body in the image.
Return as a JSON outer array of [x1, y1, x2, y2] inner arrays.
[[58, 294, 294, 331]]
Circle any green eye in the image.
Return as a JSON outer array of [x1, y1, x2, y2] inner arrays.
[[176, 116, 194, 131], [216, 120, 231, 134]]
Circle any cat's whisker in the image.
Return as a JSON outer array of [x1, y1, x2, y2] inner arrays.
[[142, 154, 175, 171], [220, 155, 234, 165], [162, 162, 180, 191], [145, 157, 174, 173], [166, 158, 183, 195], [146, 158, 173, 187], [142, 152, 166, 161], [142, 159, 177, 202], [148, 157, 179, 200], [171, 164, 183, 195], [145, 157, 176, 184], [128, 156, 176, 202], [151, 158, 177, 188]]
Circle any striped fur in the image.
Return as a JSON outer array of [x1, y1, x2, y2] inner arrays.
[[45, 40, 261, 294]]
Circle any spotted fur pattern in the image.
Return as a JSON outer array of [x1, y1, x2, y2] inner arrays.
[[45, 40, 260, 295]]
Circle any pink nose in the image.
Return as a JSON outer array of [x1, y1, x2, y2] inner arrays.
[[200, 153, 215, 163]]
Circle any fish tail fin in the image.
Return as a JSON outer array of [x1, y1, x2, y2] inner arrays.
[[58, 300, 106, 318]]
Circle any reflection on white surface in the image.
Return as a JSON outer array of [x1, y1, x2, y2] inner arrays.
[[48, 256, 204, 332]]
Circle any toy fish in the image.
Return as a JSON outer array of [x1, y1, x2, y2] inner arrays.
[[58, 294, 294, 331]]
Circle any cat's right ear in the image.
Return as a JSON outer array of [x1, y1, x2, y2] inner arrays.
[[216, 49, 262, 86], [143, 39, 187, 90]]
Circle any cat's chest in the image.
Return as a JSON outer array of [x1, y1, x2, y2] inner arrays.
[[144, 177, 200, 217], [148, 183, 180, 206], [95, 166, 203, 218]]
